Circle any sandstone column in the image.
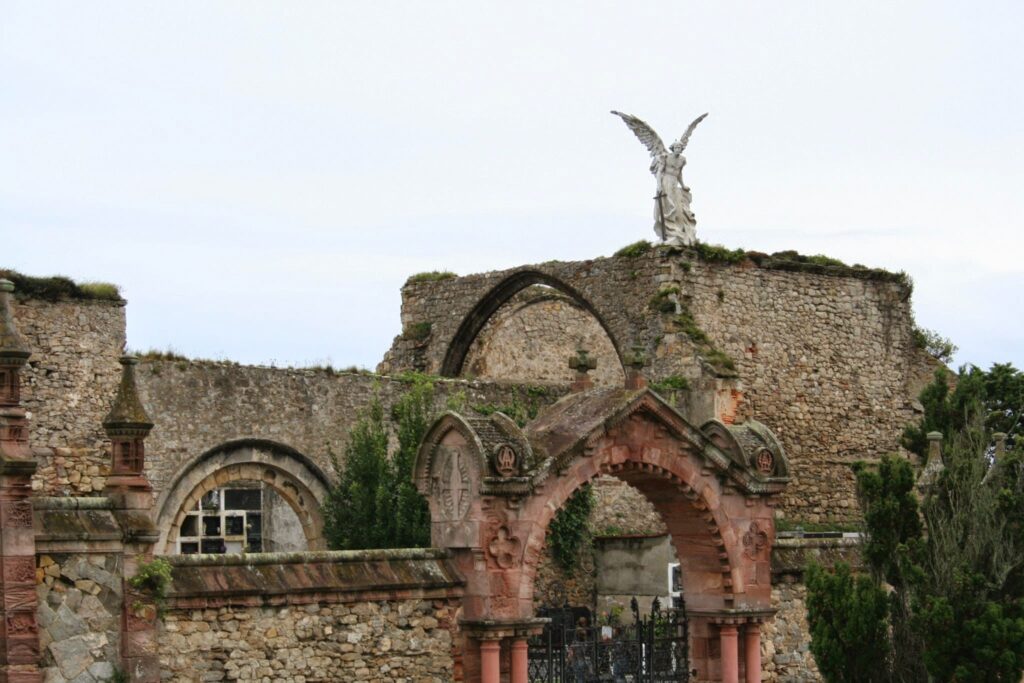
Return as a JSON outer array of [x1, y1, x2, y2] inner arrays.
[[720, 624, 739, 683], [0, 279, 41, 682], [510, 637, 529, 683], [744, 622, 762, 682], [480, 638, 501, 683]]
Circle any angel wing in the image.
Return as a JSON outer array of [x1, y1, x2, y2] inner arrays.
[[675, 113, 708, 151], [611, 111, 665, 158]]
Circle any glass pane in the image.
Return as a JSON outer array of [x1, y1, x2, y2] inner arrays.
[[200, 489, 221, 512], [202, 515, 222, 537], [246, 513, 262, 550], [180, 515, 198, 537], [201, 539, 225, 554], [225, 541, 244, 554], [225, 489, 262, 511], [225, 515, 244, 536], [180, 542, 199, 555]]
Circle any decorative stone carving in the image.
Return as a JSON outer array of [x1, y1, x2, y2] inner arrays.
[[2, 584, 35, 611], [5, 611, 36, 635], [493, 444, 519, 477], [4, 556, 35, 583], [755, 448, 775, 475], [487, 526, 522, 569], [436, 445, 471, 520], [742, 521, 769, 560], [1, 499, 32, 527], [612, 110, 708, 247]]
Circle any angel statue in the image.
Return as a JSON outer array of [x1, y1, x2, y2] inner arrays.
[[612, 111, 708, 247]]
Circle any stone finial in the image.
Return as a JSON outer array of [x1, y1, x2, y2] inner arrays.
[[917, 432, 945, 494], [993, 432, 1007, 459], [625, 344, 648, 391], [569, 349, 597, 392], [0, 279, 30, 409], [103, 356, 153, 487]]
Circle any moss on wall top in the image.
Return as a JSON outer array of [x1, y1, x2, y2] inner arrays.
[[0, 269, 123, 302]]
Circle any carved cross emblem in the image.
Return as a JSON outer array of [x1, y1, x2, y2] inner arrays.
[[743, 521, 769, 560], [487, 526, 522, 569]]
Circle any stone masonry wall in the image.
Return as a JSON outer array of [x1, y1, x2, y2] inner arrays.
[[160, 599, 456, 682], [462, 286, 624, 387], [14, 297, 125, 496], [383, 248, 937, 523], [136, 361, 560, 501], [36, 552, 122, 683]]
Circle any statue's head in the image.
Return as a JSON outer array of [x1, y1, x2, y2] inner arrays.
[[670, 141, 686, 154]]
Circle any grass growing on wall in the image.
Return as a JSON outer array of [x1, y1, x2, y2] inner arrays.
[[0, 269, 122, 302]]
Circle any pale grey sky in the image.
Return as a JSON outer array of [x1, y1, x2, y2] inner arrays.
[[3, 2, 1022, 371]]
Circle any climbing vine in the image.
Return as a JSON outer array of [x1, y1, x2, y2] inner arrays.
[[548, 484, 595, 570]]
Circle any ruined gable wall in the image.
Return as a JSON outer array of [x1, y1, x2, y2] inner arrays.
[[384, 249, 936, 523], [14, 297, 125, 496]]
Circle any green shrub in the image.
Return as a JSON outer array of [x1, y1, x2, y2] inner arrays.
[[407, 271, 457, 284], [648, 286, 679, 313], [614, 240, 653, 258], [694, 242, 747, 264], [403, 322, 432, 342]]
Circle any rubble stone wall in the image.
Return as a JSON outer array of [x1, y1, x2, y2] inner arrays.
[[14, 297, 125, 496]]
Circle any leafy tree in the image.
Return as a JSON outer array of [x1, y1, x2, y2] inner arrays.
[[806, 562, 891, 683], [808, 364, 1024, 682], [322, 378, 434, 550]]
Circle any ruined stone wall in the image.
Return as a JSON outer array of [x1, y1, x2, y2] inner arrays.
[[383, 249, 937, 523], [14, 297, 125, 496], [135, 361, 558, 500]]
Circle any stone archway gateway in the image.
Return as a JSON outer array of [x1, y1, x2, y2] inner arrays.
[[415, 385, 789, 683]]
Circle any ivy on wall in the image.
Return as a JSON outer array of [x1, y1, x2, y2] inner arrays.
[[548, 484, 595, 570]]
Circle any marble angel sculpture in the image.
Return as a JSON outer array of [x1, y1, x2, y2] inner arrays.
[[612, 111, 708, 247]]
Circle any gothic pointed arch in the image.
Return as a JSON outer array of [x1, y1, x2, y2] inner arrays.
[[440, 270, 627, 378]]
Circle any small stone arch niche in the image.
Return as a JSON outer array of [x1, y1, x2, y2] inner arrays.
[[154, 440, 330, 555], [462, 285, 625, 386]]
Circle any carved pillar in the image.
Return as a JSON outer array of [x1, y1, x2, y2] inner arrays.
[[103, 357, 160, 683], [510, 637, 528, 683], [0, 279, 41, 682], [480, 639, 501, 683], [719, 624, 739, 683], [744, 623, 761, 683]]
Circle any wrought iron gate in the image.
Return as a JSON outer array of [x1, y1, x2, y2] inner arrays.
[[527, 597, 690, 682]]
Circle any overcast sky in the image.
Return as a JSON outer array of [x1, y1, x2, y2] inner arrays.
[[3, 2, 1022, 372]]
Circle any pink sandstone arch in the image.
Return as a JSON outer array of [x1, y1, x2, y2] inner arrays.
[[414, 386, 789, 683]]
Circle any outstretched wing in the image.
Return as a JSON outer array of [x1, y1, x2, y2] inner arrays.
[[675, 113, 708, 151], [611, 110, 665, 157]]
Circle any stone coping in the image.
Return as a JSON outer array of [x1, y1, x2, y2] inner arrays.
[[772, 535, 863, 577], [34, 496, 114, 510], [165, 548, 466, 610], [165, 547, 452, 567]]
